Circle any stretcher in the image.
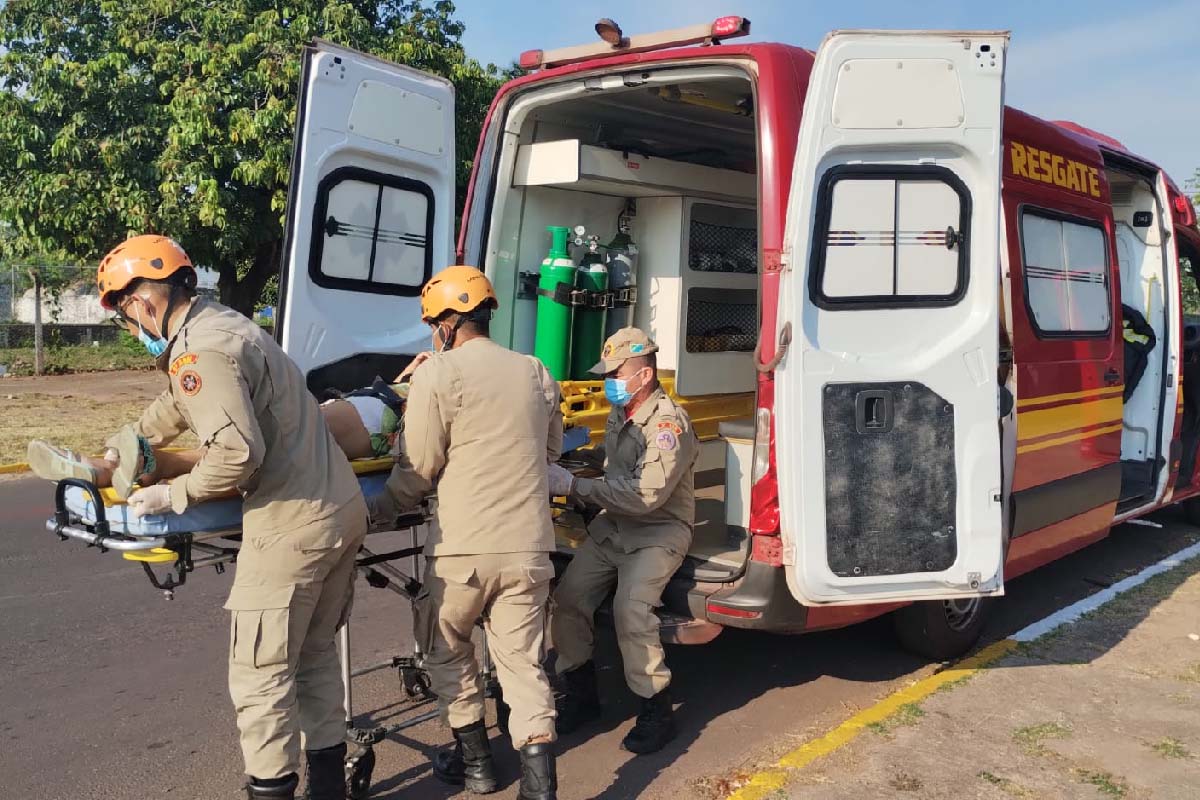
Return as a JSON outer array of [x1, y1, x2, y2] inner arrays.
[[43, 426, 595, 798], [45, 461, 439, 798]]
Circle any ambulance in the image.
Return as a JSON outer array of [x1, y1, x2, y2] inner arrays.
[[275, 19, 1200, 660]]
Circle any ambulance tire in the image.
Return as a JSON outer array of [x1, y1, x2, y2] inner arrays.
[[892, 597, 993, 662]]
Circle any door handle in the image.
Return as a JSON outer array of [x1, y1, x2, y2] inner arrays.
[[855, 390, 894, 434], [1104, 368, 1121, 386]]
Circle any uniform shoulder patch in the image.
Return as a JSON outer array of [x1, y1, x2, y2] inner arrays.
[[169, 352, 198, 375], [657, 420, 683, 436], [178, 369, 202, 397], [655, 430, 677, 451]]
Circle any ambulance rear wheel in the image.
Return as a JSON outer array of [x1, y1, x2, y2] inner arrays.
[[893, 597, 992, 662]]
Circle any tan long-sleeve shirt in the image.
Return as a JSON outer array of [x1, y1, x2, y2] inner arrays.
[[385, 337, 563, 555], [125, 298, 361, 536]]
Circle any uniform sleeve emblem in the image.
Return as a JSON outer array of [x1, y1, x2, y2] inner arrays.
[[655, 430, 677, 451], [657, 420, 683, 435], [169, 352, 198, 375], [179, 370, 202, 397]]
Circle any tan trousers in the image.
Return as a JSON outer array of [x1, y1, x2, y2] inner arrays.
[[416, 552, 557, 747], [551, 536, 683, 698], [226, 496, 369, 779]]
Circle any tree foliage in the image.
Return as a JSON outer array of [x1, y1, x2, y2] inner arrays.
[[0, 1, 505, 315]]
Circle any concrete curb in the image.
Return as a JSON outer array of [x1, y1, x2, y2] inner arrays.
[[724, 539, 1200, 800], [0, 462, 30, 474]]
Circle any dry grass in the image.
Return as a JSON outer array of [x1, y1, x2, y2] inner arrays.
[[0, 392, 197, 464], [1012, 721, 1073, 756]]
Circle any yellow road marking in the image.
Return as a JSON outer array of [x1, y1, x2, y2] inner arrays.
[[1016, 423, 1123, 454], [725, 639, 1019, 800], [1017, 396, 1122, 441], [1016, 386, 1121, 409], [0, 462, 30, 474]]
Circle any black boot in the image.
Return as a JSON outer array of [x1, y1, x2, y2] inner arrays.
[[304, 742, 347, 800], [432, 719, 498, 794], [516, 741, 557, 800], [553, 661, 601, 735], [621, 689, 676, 755], [246, 773, 299, 799]]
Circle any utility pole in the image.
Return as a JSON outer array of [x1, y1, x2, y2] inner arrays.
[[28, 268, 43, 376]]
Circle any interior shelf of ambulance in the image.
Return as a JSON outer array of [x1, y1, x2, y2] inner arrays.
[[1109, 165, 1173, 508], [484, 66, 759, 581]]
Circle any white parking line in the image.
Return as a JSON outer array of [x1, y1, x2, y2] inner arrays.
[[1011, 539, 1200, 642]]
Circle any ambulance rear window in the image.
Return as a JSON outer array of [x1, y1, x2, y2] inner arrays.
[[810, 165, 969, 309], [307, 166, 435, 297], [1020, 210, 1110, 336]]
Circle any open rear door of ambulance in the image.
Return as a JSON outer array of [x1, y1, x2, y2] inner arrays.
[[776, 30, 1009, 605], [277, 40, 455, 394]]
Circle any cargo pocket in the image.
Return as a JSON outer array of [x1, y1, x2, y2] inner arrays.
[[520, 562, 556, 594], [225, 584, 296, 669]]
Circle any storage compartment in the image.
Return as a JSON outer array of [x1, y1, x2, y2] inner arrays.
[[479, 65, 760, 579]]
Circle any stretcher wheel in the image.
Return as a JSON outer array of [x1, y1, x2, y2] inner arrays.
[[399, 665, 432, 699], [346, 743, 375, 800], [122, 547, 179, 564]]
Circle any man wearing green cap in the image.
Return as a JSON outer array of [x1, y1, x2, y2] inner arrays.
[[546, 327, 698, 754]]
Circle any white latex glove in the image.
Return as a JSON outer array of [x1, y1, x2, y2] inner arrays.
[[547, 463, 575, 497], [396, 351, 434, 382], [127, 483, 173, 518]]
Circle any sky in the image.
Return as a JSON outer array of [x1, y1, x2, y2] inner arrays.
[[455, 0, 1199, 187]]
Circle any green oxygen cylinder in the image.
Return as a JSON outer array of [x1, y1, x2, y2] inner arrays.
[[570, 230, 609, 380], [604, 202, 638, 339], [534, 225, 576, 380]]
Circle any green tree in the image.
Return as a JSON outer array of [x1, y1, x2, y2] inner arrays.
[[0, 0, 505, 316]]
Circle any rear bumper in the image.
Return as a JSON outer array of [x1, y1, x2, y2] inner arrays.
[[703, 558, 811, 633], [661, 557, 810, 636]]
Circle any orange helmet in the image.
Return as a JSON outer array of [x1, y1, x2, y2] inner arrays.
[[97, 235, 194, 309], [420, 265, 498, 323]]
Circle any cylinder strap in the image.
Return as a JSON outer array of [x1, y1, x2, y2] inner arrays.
[[537, 283, 638, 310]]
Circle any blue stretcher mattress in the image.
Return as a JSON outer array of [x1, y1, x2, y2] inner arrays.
[[64, 473, 390, 538], [61, 425, 592, 538]]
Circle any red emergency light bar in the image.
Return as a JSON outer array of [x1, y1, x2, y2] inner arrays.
[[519, 16, 752, 71]]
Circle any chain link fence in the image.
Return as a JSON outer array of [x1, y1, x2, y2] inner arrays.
[[0, 264, 127, 375]]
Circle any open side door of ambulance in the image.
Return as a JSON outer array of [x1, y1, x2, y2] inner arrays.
[[776, 30, 1009, 605], [277, 40, 456, 394]]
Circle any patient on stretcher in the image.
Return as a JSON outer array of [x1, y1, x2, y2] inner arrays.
[[27, 367, 419, 496]]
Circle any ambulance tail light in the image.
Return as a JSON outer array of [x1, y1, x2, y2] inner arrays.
[[1174, 194, 1196, 226], [748, 399, 781, 538]]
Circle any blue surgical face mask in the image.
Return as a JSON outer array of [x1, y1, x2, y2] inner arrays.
[[604, 377, 633, 406], [604, 368, 645, 407], [134, 304, 169, 357]]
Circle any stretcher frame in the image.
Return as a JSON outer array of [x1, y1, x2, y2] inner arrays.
[[44, 477, 510, 799]]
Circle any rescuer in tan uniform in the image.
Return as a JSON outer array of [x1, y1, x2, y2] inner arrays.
[[384, 265, 560, 800], [94, 235, 367, 800], [546, 328, 698, 755]]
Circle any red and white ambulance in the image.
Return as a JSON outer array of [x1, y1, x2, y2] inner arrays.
[[276, 19, 1200, 659]]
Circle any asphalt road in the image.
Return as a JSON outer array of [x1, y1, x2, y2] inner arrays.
[[2, 474, 1197, 800]]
